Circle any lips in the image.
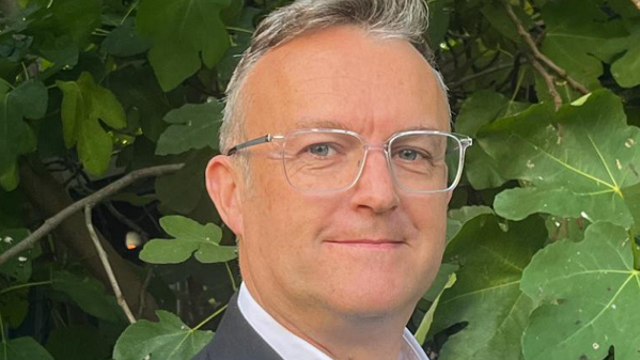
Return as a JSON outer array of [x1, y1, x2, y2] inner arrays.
[[324, 239, 405, 249]]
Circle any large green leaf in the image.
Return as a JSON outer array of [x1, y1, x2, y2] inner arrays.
[[540, 0, 630, 88], [156, 100, 223, 155], [479, 90, 640, 229], [429, 215, 546, 360], [455, 91, 529, 189], [0, 80, 47, 182], [0, 337, 55, 360], [137, 0, 231, 91], [140, 215, 237, 264], [521, 222, 640, 360], [51, 270, 126, 323], [57, 72, 126, 175], [112, 310, 214, 360]]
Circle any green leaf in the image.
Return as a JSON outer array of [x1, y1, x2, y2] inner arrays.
[[137, 0, 231, 91], [112, 310, 214, 360], [445, 205, 494, 244], [156, 150, 212, 214], [0, 162, 19, 192], [57, 79, 83, 148], [102, 18, 151, 57], [521, 222, 640, 360], [430, 215, 547, 360], [28, 0, 101, 47], [52, 270, 126, 323], [108, 66, 171, 143], [0, 285, 29, 329], [45, 325, 112, 360], [481, 2, 532, 42], [0, 228, 41, 282], [0, 80, 48, 177], [140, 215, 236, 264], [56, 72, 127, 175], [426, 0, 450, 47], [35, 34, 79, 69], [456, 91, 529, 189], [479, 90, 640, 229], [540, 0, 629, 88], [0, 337, 55, 360], [611, 43, 640, 88], [156, 100, 223, 155], [218, 6, 260, 84], [415, 272, 456, 345], [11, 80, 48, 120]]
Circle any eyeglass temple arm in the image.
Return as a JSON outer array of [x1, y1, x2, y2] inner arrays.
[[226, 135, 272, 156]]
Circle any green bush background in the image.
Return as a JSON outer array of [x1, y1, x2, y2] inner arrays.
[[0, 0, 639, 359]]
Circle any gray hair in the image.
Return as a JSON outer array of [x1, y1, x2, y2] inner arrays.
[[219, 0, 449, 158]]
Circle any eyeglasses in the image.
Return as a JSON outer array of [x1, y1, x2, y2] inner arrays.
[[226, 128, 472, 193]]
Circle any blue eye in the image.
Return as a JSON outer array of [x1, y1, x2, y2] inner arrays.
[[398, 149, 419, 161], [306, 143, 337, 157]]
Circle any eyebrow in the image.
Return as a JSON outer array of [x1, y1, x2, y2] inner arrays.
[[294, 119, 444, 132], [295, 119, 351, 130]]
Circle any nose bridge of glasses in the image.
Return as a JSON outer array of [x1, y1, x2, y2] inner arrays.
[[358, 144, 394, 183]]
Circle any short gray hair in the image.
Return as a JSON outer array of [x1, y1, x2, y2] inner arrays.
[[219, 0, 448, 156]]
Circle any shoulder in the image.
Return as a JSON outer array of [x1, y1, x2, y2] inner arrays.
[[190, 293, 283, 360]]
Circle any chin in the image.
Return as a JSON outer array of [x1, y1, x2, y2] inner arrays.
[[321, 277, 424, 318]]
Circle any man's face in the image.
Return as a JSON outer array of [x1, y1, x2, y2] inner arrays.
[[234, 26, 450, 318]]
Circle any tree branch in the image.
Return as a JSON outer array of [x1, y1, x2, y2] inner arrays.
[[85, 205, 137, 324], [529, 55, 562, 110], [137, 267, 155, 319], [502, 1, 590, 95], [0, 163, 184, 267]]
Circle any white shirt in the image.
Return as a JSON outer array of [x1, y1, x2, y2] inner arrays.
[[237, 283, 429, 360]]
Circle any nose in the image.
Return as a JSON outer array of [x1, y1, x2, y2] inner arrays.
[[349, 149, 400, 213]]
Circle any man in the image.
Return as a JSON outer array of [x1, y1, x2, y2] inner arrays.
[[197, 0, 472, 359]]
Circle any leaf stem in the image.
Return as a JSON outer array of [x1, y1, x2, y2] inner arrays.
[[0, 280, 52, 296], [630, 229, 640, 270], [85, 204, 137, 324], [225, 262, 237, 292], [192, 304, 228, 331], [120, 0, 140, 25], [226, 26, 253, 34], [21, 62, 29, 81]]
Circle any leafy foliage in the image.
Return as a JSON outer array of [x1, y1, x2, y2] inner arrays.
[[140, 216, 237, 264], [57, 71, 126, 175], [112, 310, 214, 360], [0, 0, 639, 360]]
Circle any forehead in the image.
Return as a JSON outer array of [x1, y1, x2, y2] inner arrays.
[[241, 26, 450, 139]]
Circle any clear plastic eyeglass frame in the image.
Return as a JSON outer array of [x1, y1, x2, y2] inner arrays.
[[226, 128, 473, 194]]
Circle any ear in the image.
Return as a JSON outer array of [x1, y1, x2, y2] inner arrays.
[[205, 155, 244, 237]]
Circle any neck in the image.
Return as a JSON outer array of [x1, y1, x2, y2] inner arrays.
[[244, 280, 414, 360]]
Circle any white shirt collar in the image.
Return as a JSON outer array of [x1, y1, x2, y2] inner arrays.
[[237, 283, 429, 360]]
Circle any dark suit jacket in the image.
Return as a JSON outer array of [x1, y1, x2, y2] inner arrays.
[[191, 294, 283, 360]]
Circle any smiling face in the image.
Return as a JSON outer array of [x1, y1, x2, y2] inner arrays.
[[225, 25, 450, 321]]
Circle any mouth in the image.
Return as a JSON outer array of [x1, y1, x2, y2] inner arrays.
[[323, 239, 406, 250]]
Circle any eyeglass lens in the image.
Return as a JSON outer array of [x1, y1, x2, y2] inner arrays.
[[282, 131, 463, 192]]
